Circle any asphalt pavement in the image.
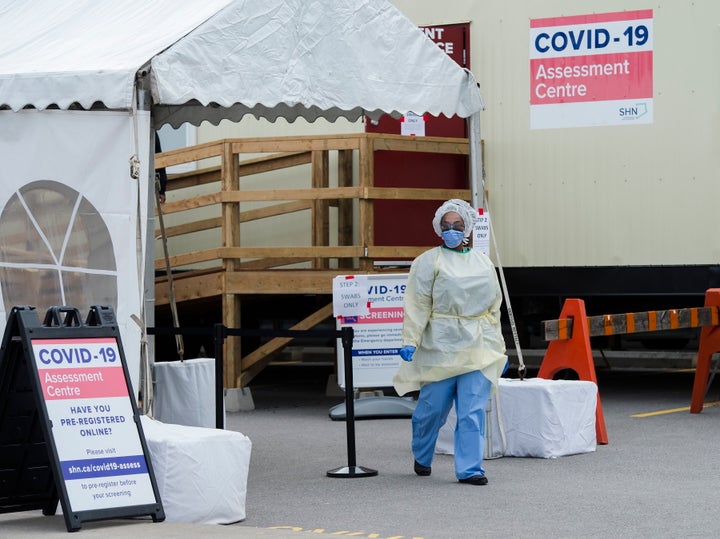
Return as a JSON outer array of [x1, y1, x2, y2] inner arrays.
[[4, 364, 720, 538]]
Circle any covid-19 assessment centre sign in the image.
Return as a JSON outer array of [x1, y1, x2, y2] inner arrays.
[[0, 306, 163, 532], [33, 335, 158, 511], [530, 9, 653, 129]]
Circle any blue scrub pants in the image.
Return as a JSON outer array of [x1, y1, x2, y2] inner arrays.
[[412, 370, 492, 480]]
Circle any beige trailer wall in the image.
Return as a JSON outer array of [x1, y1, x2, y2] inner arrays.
[[392, 0, 720, 267], [196, 1, 720, 267]]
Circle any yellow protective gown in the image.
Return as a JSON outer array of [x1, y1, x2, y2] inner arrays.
[[392, 246, 507, 396]]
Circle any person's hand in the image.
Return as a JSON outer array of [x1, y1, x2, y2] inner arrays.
[[399, 345, 416, 362]]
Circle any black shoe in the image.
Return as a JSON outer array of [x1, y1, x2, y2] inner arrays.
[[458, 475, 488, 486], [414, 460, 431, 476]]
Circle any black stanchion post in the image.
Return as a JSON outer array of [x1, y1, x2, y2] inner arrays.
[[214, 323, 225, 429], [327, 326, 378, 478]]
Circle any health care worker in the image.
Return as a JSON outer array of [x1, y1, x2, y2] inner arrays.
[[393, 199, 507, 486]]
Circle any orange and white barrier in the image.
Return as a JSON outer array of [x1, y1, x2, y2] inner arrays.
[[540, 288, 720, 444]]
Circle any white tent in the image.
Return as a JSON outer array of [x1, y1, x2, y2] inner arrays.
[[0, 0, 482, 124], [0, 0, 484, 392]]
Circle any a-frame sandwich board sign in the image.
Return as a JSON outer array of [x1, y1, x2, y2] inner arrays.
[[0, 305, 164, 532]]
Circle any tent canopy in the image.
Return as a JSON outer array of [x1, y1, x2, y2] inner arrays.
[[0, 0, 483, 128]]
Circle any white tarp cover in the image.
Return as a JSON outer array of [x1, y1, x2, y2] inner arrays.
[[0, 109, 150, 391], [0, 0, 234, 112], [153, 358, 217, 428], [436, 378, 598, 459], [0, 0, 483, 127], [141, 415, 251, 524]]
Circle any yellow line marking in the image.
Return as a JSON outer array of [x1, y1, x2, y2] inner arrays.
[[632, 401, 720, 417]]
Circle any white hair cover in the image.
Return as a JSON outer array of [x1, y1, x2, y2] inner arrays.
[[432, 199, 478, 239]]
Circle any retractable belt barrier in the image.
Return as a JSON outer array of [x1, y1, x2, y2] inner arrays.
[[148, 324, 377, 478], [540, 288, 720, 445]]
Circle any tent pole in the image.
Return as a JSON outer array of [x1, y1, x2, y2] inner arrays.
[[468, 110, 526, 377], [468, 112, 483, 210], [136, 77, 156, 414]]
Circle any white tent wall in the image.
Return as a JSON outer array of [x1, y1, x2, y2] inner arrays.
[[0, 110, 151, 392]]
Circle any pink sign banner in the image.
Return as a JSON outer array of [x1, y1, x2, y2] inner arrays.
[[530, 10, 653, 129]]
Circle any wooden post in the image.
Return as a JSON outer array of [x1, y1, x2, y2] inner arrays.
[[358, 135, 374, 272], [311, 149, 329, 269], [221, 141, 241, 388], [338, 149, 354, 269]]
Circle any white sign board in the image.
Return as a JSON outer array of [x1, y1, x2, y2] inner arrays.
[[400, 112, 426, 136], [31, 336, 158, 511], [335, 274, 408, 389], [530, 9, 654, 129], [332, 275, 370, 317], [472, 211, 491, 256]]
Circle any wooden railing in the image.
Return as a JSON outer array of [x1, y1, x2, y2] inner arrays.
[[154, 132, 471, 387]]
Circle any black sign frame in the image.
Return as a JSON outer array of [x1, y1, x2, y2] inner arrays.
[[0, 305, 164, 532]]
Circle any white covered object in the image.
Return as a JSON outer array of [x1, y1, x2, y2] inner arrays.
[[141, 416, 251, 524], [436, 378, 597, 459], [153, 357, 219, 428]]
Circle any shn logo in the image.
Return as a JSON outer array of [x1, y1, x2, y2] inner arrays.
[[619, 102, 648, 120]]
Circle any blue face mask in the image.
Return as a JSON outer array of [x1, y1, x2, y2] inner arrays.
[[441, 229, 464, 248]]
